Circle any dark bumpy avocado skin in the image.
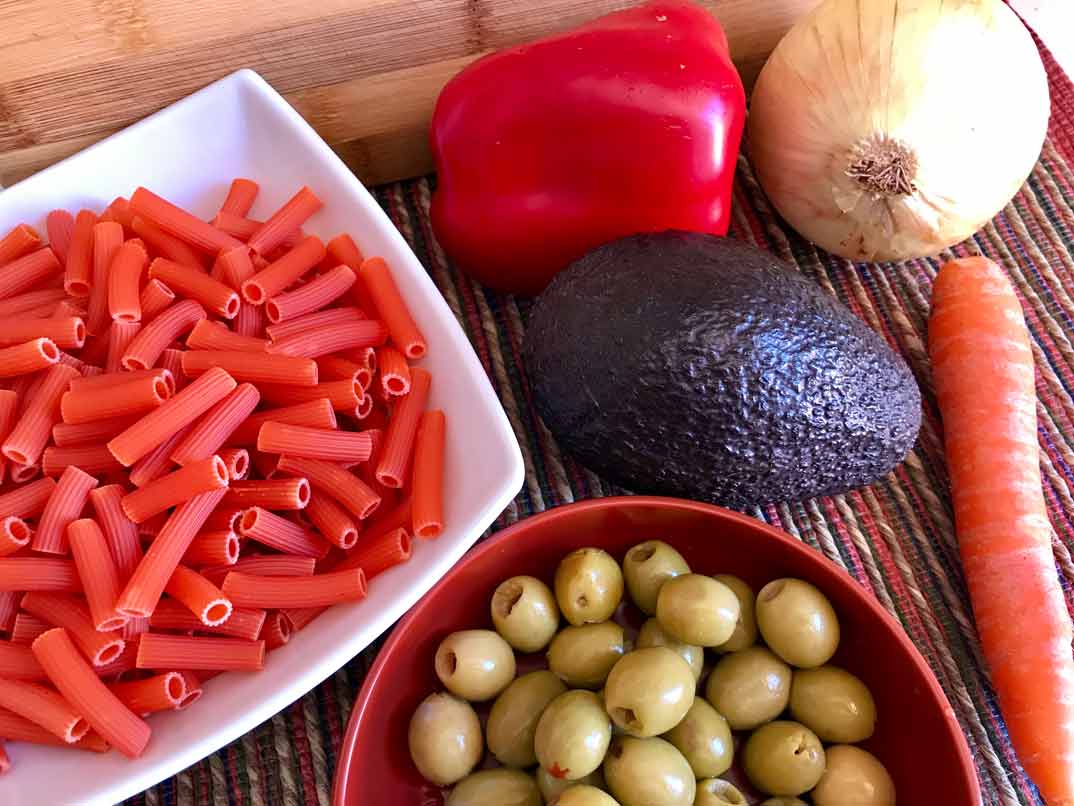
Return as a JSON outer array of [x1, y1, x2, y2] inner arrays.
[[523, 232, 922, 509]]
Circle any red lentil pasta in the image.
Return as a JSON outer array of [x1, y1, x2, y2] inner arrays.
[[0, 181, 443, 769]]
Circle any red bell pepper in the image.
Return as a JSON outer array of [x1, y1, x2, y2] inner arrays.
[[430, 0, 746, 295]]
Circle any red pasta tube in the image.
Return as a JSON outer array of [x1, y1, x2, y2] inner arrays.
[[32, 465, 99, 555], [61, 372, 171, 425], [32, 627, 151, 758], [105, 320, 142, 374], [139, 279, 175, 322], [181, 529, 240, 567], [149, 599, 264, 641], [213, 213, 303, 250], [260, 611, 293, 650], [360, 257, 426, 359], [42, 444, 124, 478], [52, 414, 138, 446], [0, 678, 88, 743], [108, 672, 186, 715], [121, 298, 206, 371], [0, 318, 86, 349], [241, 235, 326, 305], [106, 239, 148, 324], [130, 187, 242, 254], [305, 490, 359, 550], [217, 448, 249, 480], [67, 519, 127, 631], [257, 378, 362, 412], [0, 639, 46, 678], [264, 306, 365, 343], [218, 178, 259, 217], [0, 224, 41, 266], [65, 211, 97, 297], [89, 485, 143, 583], [376, 367, 431, 488], [120, 455, 228, 523], [276, 455, 380, 520], [181, 350, 317, 387], [267, 319, 388, 359], [186, 320, 267, 353], [0, 248, 62, 303], [238, 508, 329, 558], [0, 517, 31, 557], [0, 477, 57, 519], [115, 488, 226, 617], [222, 568, 366, 609], [225, 398, 337, 446], [0, 563, 80, 593], [108, 367, 236, 466], [335, 527, 412, 580], [46, 212, 75, 264], [170, 383, 260, 465], [247, 186, 323, 257], [21, 593, 124, 666], [136, 633, 265, 673], [127, 424, 191, 488], [10, 613, 49, 646], [376, 346, 411, 396], [164, 565, 232, 626], [200, 555, 315, 588], [265, 265, 356, 323], [0, 338, 61, 377], [87, 222, 123, 336], [3, 364, 79, 466], [148, 258, 241, 318], [257, 421, 372, 463], [0, 707, 107, 752], [130, 215, 206, 270], [412, 410, 445, 539]]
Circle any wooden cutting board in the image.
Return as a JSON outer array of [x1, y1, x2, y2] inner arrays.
[[0, 0, 814, 188]]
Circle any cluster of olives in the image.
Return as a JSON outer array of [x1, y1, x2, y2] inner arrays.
[[408, 541, 896, 805]]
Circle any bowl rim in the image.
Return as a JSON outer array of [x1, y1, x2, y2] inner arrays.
[[331, 494, 981, 805]]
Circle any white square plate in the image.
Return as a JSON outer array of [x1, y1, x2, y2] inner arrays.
[[0, 69, 523, 805]]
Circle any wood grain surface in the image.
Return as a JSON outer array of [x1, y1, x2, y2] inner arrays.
[[0, 0, 815, 188]]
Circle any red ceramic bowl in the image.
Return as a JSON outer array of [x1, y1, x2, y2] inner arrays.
[[333, 497, 979, 806]]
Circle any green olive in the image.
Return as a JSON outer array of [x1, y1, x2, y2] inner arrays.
[[407, 693, 482, 786], [537, 766, 605, 801], [789, 665, 876, 743], [621, 540, 690, 614], [655, 574, 739, 647], [635, 618, 704, 682], [446, 769, 542, 806], [742, 720, 826, 796], [551, 784, 621, 806], [547, 621, 626, 689], [487, 670, 567, 767], [555, 548, 624, 625], [535, 690, 612, 781], [694, 778, 747, 806], [603, 735, 695, 806], [812, 745, 896, 806], [662, 698, 733, 778], [491, 575, 560, 652], [604, 647, 695, 737], [435, 629, 517, 701], [756, 578, 840, 668], [760, 799, 808, 806], [705, 646, 791, 730], [712, 574, 758, 652]]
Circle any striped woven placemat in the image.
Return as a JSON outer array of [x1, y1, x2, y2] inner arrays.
[[122, 38, 1074, 806]]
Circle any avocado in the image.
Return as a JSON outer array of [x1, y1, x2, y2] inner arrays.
[[523, 232, 921, 509]]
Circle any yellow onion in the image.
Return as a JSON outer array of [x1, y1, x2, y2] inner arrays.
[[748, 0, 1049, 262]]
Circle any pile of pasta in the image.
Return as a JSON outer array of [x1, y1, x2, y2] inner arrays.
[[0, 179, 444, 766]]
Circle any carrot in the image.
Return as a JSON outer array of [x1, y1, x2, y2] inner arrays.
[[928, 256, 1074, 805]]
